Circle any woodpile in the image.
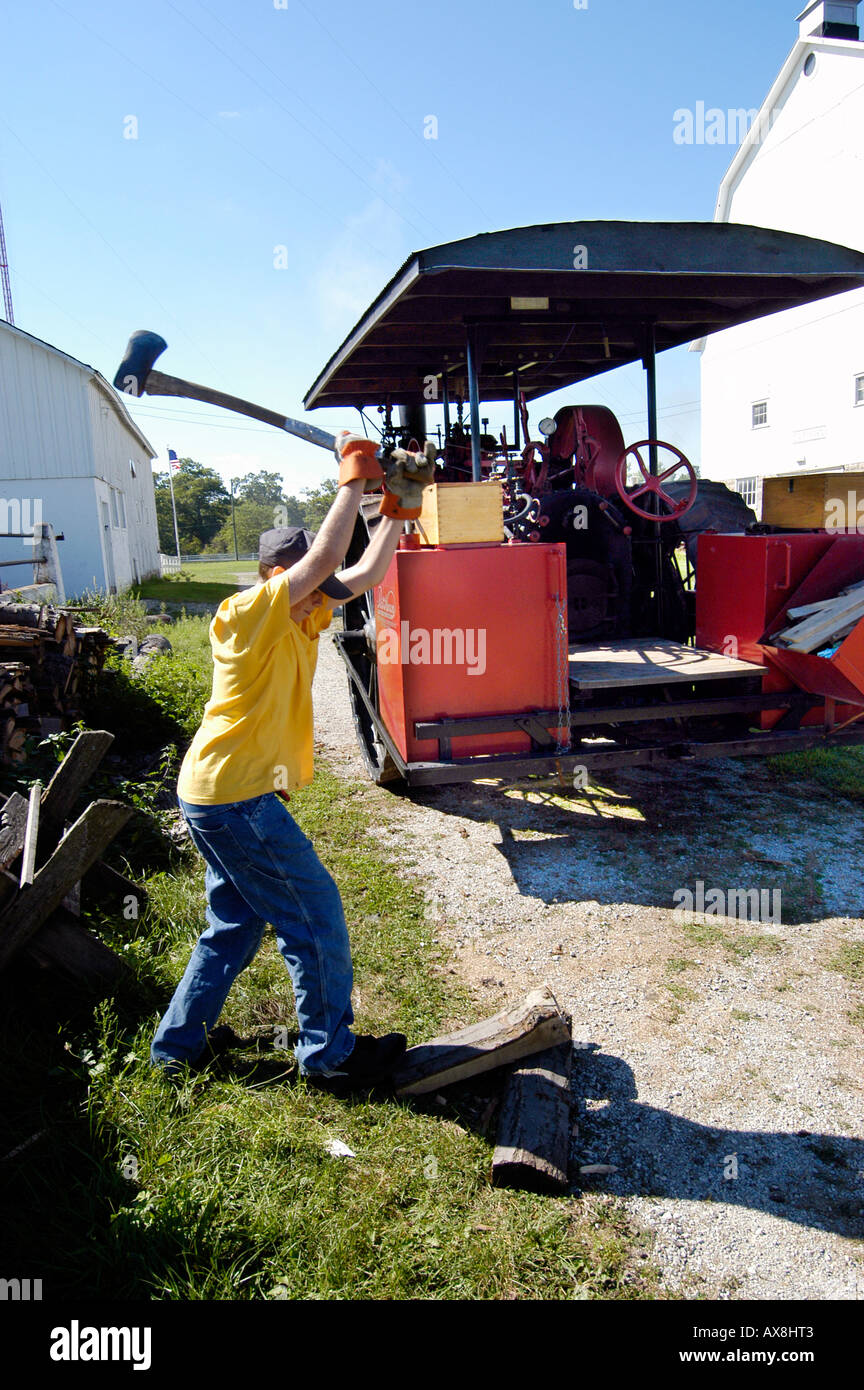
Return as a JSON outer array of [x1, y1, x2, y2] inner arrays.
[[0, 730, 142, 993], [773, 579, 864, 654], [393, 985, 581, 1194], [0, 602, 113, 764]]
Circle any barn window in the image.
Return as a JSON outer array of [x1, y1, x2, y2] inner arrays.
[[736, 477, 758, 509], [752, 401, 768, 428], [855, 374, 864, 406]]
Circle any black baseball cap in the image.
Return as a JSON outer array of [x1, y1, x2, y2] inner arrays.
[[258, 526, 353, 601]]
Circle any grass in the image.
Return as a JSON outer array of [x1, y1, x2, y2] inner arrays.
[[678, 920, 783, 958], [0, 614, 663, 1300], [133, 561, 260, 606], [132, 578, 242, 605], [766, 745, 864, 802], [826, 942, 864, 984]]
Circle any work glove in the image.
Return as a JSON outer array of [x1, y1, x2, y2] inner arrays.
[[379, 442, 438, 519], [334, 430, 385, 491]]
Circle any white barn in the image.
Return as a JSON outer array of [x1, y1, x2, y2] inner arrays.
[[0, 320, 160, 597], [697, 1, 864, 516]]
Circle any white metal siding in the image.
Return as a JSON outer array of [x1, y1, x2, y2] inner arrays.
[[0, 321, 160, 594], [0, 328, 93, 481]]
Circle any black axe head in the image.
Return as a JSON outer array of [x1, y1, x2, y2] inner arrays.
[[113, 330, 168, 396]]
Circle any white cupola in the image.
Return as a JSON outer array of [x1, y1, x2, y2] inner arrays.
[[797, 1, 860, 39]]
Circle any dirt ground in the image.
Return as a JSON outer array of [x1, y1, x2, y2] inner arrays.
[[313, 631, 864, 1301]]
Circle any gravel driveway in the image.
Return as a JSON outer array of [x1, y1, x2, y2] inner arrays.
[[313, 630, 864, 1301]]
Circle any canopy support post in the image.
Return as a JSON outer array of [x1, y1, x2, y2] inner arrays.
[[466, 326, 483, 482], [441, 367, 451, 444], [642, 321, 664, 632], [513, 368, 521, 451]]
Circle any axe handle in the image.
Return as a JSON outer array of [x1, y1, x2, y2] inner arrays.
[[144, 369, 337, 452]]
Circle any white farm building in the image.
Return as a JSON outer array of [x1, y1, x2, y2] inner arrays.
[[697, 1, 864, 519], [0, 320, 160, 598]]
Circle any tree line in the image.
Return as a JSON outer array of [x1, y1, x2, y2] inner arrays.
[[153, 462, 339, 556]]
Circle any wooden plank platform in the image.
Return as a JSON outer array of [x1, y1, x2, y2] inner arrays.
[[568, 639, 762, 692]]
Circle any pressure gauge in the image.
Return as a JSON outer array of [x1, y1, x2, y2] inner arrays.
[[538, 417, 556, 437]]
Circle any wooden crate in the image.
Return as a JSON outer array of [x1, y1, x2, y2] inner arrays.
[[761, 472, 864, 528], [418, 482, 504, 546]]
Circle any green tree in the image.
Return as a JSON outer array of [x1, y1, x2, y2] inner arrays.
[[207, 499, 285, 555], [234, 470, 286, 506], [154, 460, 230, 553], [298, 478, 339, 532]]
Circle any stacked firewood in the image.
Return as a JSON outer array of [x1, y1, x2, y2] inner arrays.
[[0, 730, 141, 994], [0, 602, 113, 764]]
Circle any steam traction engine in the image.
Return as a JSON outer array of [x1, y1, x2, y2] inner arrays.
[[302, 221, 864, 786]]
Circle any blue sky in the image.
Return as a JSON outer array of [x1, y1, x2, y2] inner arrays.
[[1, 0, 808, 491]]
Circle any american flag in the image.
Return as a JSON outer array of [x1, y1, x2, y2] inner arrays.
[[168, 449, 181, 472]]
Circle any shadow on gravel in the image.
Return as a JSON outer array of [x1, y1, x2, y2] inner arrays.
[[571, 1050, 864, 1237], [412, 758, 864, 923]]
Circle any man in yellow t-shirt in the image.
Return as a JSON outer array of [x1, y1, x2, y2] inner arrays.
[[150, 433, 432, 1089]]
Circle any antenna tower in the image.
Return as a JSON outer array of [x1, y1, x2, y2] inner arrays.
[[0, 197, 14, 324]]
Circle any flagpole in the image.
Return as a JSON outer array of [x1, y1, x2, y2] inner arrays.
[[167, 451, 181, 562]]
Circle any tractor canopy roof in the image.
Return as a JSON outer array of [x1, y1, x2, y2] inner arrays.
[[304, 220, 864, 409]]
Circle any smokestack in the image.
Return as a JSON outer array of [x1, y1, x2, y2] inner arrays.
[[797, 1, 860, 40]]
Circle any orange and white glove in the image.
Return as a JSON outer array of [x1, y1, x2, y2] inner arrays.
[[379, 442, 438, 519], [334, 431, 385, 491]]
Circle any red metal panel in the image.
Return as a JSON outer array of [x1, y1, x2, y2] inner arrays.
[[696, 531, 864, 726], [695, 534, 832, 660], [374, 542, 568, 761]]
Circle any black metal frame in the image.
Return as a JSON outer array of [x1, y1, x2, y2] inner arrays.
[[334, 632, 864, 787]]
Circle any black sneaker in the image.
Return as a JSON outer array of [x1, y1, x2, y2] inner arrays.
[[305, 1032, 408, 1091]]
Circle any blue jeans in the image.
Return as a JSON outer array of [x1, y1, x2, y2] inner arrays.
[[150, 793, 355, 1074]]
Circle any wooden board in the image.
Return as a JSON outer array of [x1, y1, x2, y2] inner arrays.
[[393, 985, 571, 1096], [0, 799, 131, 972], [418, 482, 504, 546], [491, 1042, 573, 1193], [39, 730, 114, 841], [24, 908, 126, 987], [568, 639, 763, 691]]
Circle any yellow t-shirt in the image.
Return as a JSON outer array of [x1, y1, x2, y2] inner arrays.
[[177, 575, 332, 805]]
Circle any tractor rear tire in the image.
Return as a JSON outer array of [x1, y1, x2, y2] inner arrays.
[[341, 508, 404, 788], [665, 478, 757, 567]]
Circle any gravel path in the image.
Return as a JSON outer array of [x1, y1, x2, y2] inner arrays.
[[313, 631, 864, 1301]]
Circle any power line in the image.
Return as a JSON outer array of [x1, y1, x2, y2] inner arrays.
[[170, 0, 443, 241], [0, 111, 224, 382], [293, 0, 490, 223], [47, 0, 408, 269]]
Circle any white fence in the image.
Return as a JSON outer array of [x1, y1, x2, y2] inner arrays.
[[159, 553, 182, 575]]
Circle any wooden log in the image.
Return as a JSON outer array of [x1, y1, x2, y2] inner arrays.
[[0, 792, 28, 871], [393, 985, 571, 1097], [491, 1042, 573, 1193], [0, 799, 132, 971], [0, 602, 62, 637], [23, 908, 126, 987], [39, 730, 114, 839]]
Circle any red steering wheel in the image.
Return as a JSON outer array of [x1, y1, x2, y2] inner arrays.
[[614, 440, 698, 522]]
